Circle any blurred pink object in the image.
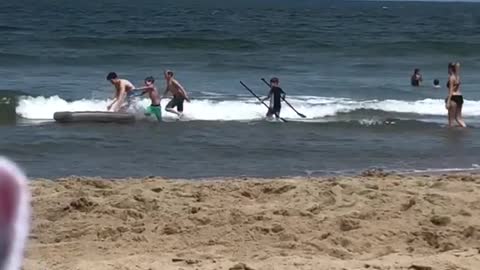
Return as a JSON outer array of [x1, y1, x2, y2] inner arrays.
[[0, 157, 30, 270]]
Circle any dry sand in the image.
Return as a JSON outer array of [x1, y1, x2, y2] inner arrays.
[[24, 172, 480, 270]]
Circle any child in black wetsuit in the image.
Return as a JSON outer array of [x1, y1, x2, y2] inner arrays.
[[262, 77, 286, 119]]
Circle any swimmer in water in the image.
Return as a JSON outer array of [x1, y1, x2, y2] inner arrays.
[[0, 157, 30, 270], [106, 72, 137, 112], [445, 62, 466, 128], [411, 68, 423, 87], [433, 79, 440, 88]]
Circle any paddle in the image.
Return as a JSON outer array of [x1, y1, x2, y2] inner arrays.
[[239, 81, 287, 122], [261, 78, 307, 118]]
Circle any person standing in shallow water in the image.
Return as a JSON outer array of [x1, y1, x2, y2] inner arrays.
[[106, 72, 136, 112], [262, 77, 286, 119], [163, 70, 190, 118], [445, 62, 466, 128], [135, 76, 162, 122]]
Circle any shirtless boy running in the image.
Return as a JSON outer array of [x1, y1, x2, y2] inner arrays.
[[163, 70, 190, 117], [136, 76, 162, 122]]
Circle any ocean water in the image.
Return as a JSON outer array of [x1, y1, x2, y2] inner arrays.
[[1, 0, 480, 178]]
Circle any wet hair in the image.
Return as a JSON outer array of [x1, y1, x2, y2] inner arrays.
[[165, 70, 174, 77], [144, 76, 155, 83], [270, 77, 279, 84], [106, 72, 118, 80], [433, 79, 439, 85], [414, 68, 420, 74]]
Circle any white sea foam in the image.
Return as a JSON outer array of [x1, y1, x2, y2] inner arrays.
[[15, 95, 480, 121]]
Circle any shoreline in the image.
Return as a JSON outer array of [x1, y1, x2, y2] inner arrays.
[[31, 167, 480, 182], [25, 173, 480, 270]]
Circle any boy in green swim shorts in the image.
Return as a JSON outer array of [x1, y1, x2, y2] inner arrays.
[[137, 76, 162, 121]]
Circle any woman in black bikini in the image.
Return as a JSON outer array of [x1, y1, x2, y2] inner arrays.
[[445, 62, 466, 128]]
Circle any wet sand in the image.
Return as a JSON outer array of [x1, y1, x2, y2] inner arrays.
[[24, 172, 480, 270]]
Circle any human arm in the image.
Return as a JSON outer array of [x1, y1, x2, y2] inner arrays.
[[134, 86, 147, 91], [446, 76, 454, 109], [112, 84, 127, 112], [262, 89, 272, 102], [107, 92, 118, 110], [281, 88, 286, 100], [133, 86, 153, 96], [107, 98, 117, 110], [107, 89, 119, 110]]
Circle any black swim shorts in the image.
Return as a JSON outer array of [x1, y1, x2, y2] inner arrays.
[[166, 95, 185, 112]]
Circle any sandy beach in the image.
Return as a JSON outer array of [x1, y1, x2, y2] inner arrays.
[[23, 172, 480, 270]]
